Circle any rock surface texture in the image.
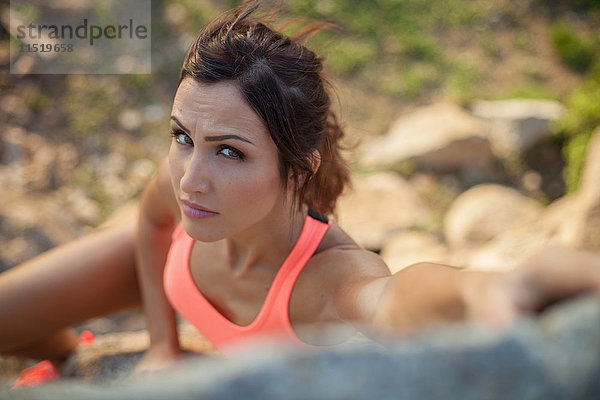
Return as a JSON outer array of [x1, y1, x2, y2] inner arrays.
[[3, 296, 599, 400], [359, 103, 496, 182], [443, 184, 544, 249]]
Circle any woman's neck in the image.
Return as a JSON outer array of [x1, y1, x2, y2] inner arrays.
[[222, 203, 308, 276]]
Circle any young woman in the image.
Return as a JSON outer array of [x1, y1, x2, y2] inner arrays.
[[1, 2, 600, 378]]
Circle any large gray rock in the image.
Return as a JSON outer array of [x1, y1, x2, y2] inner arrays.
[[359, 103, 496, 181], [5, 296, 600, 400], [471, 99, 565, 159]]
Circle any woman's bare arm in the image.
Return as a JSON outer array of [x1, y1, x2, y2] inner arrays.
[[134, 157, 182, 372], [331, 246, 600, 336]]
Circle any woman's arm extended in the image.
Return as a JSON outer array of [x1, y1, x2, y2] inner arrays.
[[369, 263, 506, 332], [134, 158, 182, 373], [331, 246, 600, 335]]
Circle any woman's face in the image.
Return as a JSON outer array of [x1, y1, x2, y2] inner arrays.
[[169, 77, 285, 241]]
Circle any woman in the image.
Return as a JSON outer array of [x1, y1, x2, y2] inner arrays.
[[1, 1, 599, 379]]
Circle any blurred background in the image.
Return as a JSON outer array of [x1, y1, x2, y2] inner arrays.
[[0, 0, 599, 275]]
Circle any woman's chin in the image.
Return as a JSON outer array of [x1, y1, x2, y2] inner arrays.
[[182, 218, 226, 242]]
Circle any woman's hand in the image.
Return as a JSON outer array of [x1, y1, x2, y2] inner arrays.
[[462, 246, 600, 329], [132, 343, 183, 376]]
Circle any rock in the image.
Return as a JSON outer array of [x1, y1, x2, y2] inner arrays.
[[443, 184, 544, 249], [7, 296, 600, 400], [336, 172, 430, 251], [359, 103, 496, 182], [462, 194, 577, 271], [458, 128, 600, 269], [471, 99, 565, 158], [380, 231, 450, 273]]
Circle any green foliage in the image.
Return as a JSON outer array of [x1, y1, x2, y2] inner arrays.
[[555, 63, 600, 191], [551, 21, 596, 73], [284, 0, 485, 99], [326, 37, 378, 75], [500, 83, 558, 100], [164, 0, 211, 33], [562, 132, 593, 193]]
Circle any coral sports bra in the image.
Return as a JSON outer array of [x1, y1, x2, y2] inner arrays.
[[163, 209, 331, 355]]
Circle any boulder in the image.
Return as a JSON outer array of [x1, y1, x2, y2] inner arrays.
[[359, 103, 496, 182], [461, 193, 581, 271], [456, 128, 600, 270], [380, 231, 450, 273], [6, 296, 600, 400], [336, 172, 430, 251], [471, 99, 565, 158], [443, 184, 544, 249]]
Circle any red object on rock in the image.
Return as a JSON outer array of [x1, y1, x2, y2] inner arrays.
[[11, 360, 60, 389], [79, 329, 95, 345]]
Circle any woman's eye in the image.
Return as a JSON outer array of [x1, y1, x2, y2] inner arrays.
[[218, 145, 245, 160], [171, 131, 193, 146]]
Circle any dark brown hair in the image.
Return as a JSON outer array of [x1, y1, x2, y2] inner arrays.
[[179, 1, 350, 215]]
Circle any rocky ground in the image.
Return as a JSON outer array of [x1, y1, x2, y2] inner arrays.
[[2, 296, 599, 399]]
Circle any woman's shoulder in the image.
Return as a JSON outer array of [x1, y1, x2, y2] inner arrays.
[[290, 221, 391, 328], [310, 221, 391, 280]]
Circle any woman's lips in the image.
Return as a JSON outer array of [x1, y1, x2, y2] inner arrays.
[[180, 200, 219, 219]]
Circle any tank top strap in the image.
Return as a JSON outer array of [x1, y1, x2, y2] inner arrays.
[[261, 210, 331, 325]]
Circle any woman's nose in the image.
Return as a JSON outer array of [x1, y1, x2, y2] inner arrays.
[[180, 152, 210, 194]]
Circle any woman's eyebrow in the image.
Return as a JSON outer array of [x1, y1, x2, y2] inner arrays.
[[170, 116, 190, 134], [170, 116, 255, 146], [204, 134, 254, 145]]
